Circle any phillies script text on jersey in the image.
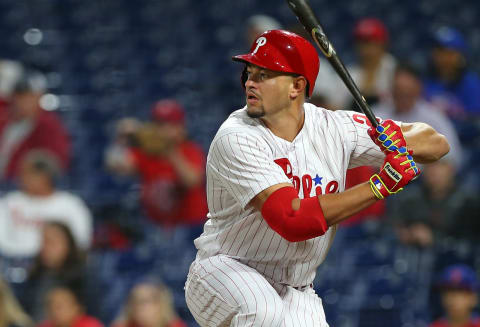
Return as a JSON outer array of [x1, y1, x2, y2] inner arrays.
[[274, 158, 339, 196]]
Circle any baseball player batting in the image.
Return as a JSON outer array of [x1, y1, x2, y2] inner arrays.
[[185, 30, 449, 326]]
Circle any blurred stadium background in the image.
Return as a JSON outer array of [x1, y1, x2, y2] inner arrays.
[[0, 0, 479, 326]]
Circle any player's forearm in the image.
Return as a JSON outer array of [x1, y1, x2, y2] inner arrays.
[[402, 122, 450, 163], [317, 182, 377, 226], [257, 183, 379, 240]]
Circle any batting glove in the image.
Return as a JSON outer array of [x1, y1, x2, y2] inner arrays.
[[370, 148, 420, 200], [368, 119, 407, 154]]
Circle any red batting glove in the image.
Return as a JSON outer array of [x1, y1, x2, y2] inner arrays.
[[370, 148, 420, 199], [368, 119, 407, 154]]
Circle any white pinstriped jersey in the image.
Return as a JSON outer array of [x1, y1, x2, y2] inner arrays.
[[194, 103, 385, 287]]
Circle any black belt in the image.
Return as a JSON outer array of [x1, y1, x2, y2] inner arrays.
[[292, 283, 313, 291]]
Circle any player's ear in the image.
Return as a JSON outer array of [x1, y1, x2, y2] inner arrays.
[[289, 76, 307, 100]]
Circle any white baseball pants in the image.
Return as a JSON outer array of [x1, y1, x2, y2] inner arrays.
[[185, 255, 329, 327]]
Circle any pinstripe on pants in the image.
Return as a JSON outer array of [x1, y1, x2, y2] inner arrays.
[[185, 255, 329, 327]]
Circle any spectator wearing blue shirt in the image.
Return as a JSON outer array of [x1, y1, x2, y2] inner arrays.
[[424, 27, 480, 118]]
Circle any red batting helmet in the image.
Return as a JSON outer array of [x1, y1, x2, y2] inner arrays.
[[232, 29, 319, 97]]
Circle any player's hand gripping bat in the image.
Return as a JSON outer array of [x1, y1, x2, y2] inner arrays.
[[286, 0, 379, 128]]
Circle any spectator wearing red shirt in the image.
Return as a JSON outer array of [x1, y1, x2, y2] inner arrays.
[[430, 264, 480, 327], [106, 100, 207, 226], [38, 285, 103, 327], [0, 70, 70, 180]]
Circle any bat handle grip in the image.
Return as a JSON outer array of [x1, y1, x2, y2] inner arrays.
[[358, 99, 378, 128], [362, 105, 379, 128]]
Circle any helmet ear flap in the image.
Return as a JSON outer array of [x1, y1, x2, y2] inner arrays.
[[241, 67, 248, 89]]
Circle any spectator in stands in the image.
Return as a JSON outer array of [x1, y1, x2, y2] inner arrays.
[[313, 18, 396, 110], [246, 15, 281, 46], [430, 264, 480, 327], [374, 63, 463, 168], [424, 27, 480, 118], [0, 60, 23, 144], [104, 118, 141, 175], [0, 151, 92, 259], [387, 158, 479, 247], [0, 276, 33, 327], [18, 222, 88, 323], [106, 99, 207, 227], [0, 60, 23, 101], [38, 285, 103, 327], [0, 70, 70, 180], [112, 279, 186, 327]]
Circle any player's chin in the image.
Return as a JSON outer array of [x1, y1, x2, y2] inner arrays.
[[246, 105, 265, 118]]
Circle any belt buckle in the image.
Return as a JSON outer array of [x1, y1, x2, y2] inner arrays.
[[294, 283, 313, 291]]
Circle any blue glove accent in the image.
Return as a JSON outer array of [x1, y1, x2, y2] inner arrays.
[[388, 145, 398, 151]]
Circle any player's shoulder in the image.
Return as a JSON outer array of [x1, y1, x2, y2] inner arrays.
[[305, 102, 358, 125], [212, 107, 266, 143], [208, 107, 272, 161]]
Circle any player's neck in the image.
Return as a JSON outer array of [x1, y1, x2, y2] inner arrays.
[[261, 103, 305, 142]]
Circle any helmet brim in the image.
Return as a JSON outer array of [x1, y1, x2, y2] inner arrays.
[[232, 54, 296, 75], [232, 54, 311, 97]]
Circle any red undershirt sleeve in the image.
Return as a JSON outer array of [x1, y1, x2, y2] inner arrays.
[[260, 186, 328, 242]]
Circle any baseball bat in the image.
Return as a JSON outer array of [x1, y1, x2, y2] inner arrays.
[[286, 0, 379, 127]]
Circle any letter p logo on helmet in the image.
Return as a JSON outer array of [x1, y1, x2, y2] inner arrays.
[[253, 37, 267, 54]]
